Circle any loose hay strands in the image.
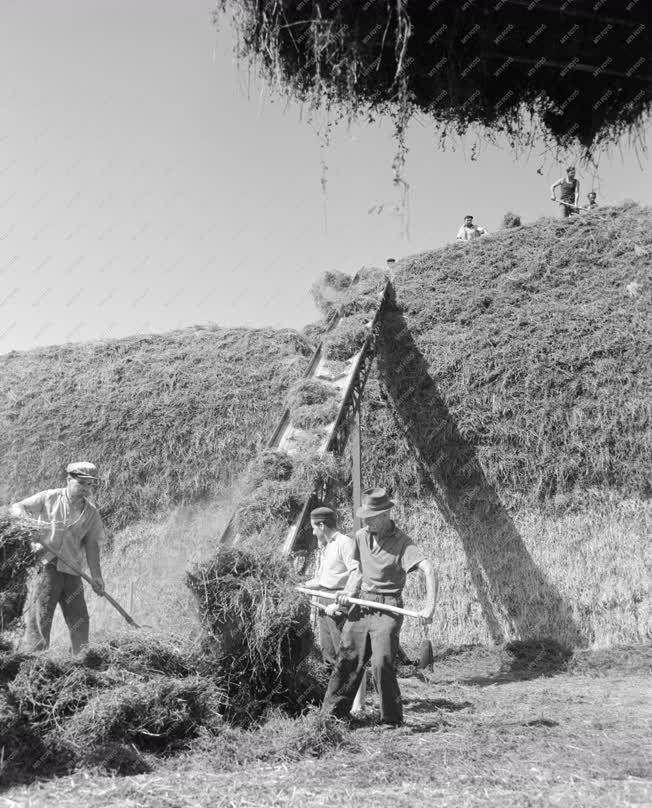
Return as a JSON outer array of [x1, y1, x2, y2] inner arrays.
[[0, 511, 39, 632], [186, 545, 324, 725], [217, 1, 652, 158], [0, 631, 228, 783], [311, 270, 352, 316], [323, 313, 370, 362]]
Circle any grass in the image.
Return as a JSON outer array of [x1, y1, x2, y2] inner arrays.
[[3, 647, 649, 806], [0, 326, 312, 531]]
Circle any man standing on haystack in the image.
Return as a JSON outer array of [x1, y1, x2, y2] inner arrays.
[[304, 506, 367, 714], [322, 488, 438, 727], [456, 214, 488, 241], [10, 462, 106, 655], [550, 165, 580, 217]]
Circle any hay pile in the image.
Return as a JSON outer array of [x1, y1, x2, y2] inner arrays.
[[0, 512, 38, 632], [187, 546, 327, 725], [0, 633, 226, 784]]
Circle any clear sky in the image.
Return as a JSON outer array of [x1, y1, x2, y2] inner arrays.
[[1, 0, 650, 355]]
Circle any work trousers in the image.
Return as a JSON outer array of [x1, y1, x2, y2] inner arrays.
[[318, 611, 347, 667], [322, 604, 403, 724], [22, 562, 89, 655]]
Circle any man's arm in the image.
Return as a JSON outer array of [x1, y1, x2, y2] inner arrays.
[[550, 178, 562, 200], [455, 226, 466, 240], [477, 226, 488, 236], [414, 558, 438, 623]]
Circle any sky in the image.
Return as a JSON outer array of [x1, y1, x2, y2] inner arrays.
[[1, 0, 650, 355]]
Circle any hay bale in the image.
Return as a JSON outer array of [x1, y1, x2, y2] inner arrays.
[[0, 512, 39, 631], [64, 677, 225, 752], [338, 270, 387, 317], [323, 314, 370, 361], [186, 546, 319, 724], [310, 271, 352, 315]]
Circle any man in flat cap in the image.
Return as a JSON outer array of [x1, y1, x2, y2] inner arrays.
[[322, 488, 438, 727], [10, 462, 106, 654], [304, 506, 367, 713]]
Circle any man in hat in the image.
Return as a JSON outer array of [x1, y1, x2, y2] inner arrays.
[[456, 214, 488, 241], [10, 462, 106, 654], [304, 506, 366, 713], [322, 488, 438, 726]]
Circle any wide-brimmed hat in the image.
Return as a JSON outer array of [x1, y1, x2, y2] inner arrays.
[[356, 487, 395, 518], [66, 461, 99, 481]]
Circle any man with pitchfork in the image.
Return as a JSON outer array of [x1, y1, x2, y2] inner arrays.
[[10, 461, 106, 654], [321, 488, 438, 727]]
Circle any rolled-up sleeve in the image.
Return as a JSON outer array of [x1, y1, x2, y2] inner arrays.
[[12, 490, 49, 519]]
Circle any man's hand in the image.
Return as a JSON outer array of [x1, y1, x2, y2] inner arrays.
[[324, 603, 342, 617], [91, 576, 105, 596], [335, 593, 352, 606], [419, 605, 435, 626], [550, 195, 557, 201]]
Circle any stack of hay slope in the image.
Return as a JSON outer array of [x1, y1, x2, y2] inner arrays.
[[356, 203, 651, 651], [0, 325, 313, 531]]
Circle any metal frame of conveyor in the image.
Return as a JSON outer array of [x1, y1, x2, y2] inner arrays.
[[218, 279, 391, 553]]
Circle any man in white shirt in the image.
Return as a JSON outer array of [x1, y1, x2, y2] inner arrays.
[[304, 506, 366, 713], [11, 461, 106, 654], [456, 214, 488, 241]]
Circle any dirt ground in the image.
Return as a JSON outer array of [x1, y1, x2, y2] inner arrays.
[[2, 647, 650, 808]]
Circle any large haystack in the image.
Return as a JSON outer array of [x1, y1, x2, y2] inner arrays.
[[0, 327, 313, 531], [356, 203, 651, 650]]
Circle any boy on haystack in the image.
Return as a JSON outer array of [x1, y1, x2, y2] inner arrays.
[[11, 462, 106, 655], [322, 488, 438, 727]]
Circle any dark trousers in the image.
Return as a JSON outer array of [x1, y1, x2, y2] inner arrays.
[[322, 605, 404, 724], [318, 611, 347, 666], [23, 563, 89, 654]]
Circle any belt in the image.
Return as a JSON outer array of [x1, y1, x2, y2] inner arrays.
[[359, 591, 403, 607]]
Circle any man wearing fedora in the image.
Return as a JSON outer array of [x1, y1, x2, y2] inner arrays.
[[304, 505, 367, 714], [10, 461, 106, 654], [322, 487, 438, 726]]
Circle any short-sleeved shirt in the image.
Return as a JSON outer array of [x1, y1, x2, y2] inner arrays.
[[13, 488, 105, 574], [354, 523, 424, 596], [315, 531, 358, 590]]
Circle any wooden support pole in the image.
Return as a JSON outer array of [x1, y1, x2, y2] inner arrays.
[[352, 406, 362, 532]]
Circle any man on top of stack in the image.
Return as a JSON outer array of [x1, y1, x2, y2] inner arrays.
[[456, 214, 488, 241], [10, 461, 106, 655], [322, 488, 438, 727], [550, 165, 580, 217]]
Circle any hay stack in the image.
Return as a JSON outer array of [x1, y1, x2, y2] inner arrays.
[[186, 546, 324, 724]]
